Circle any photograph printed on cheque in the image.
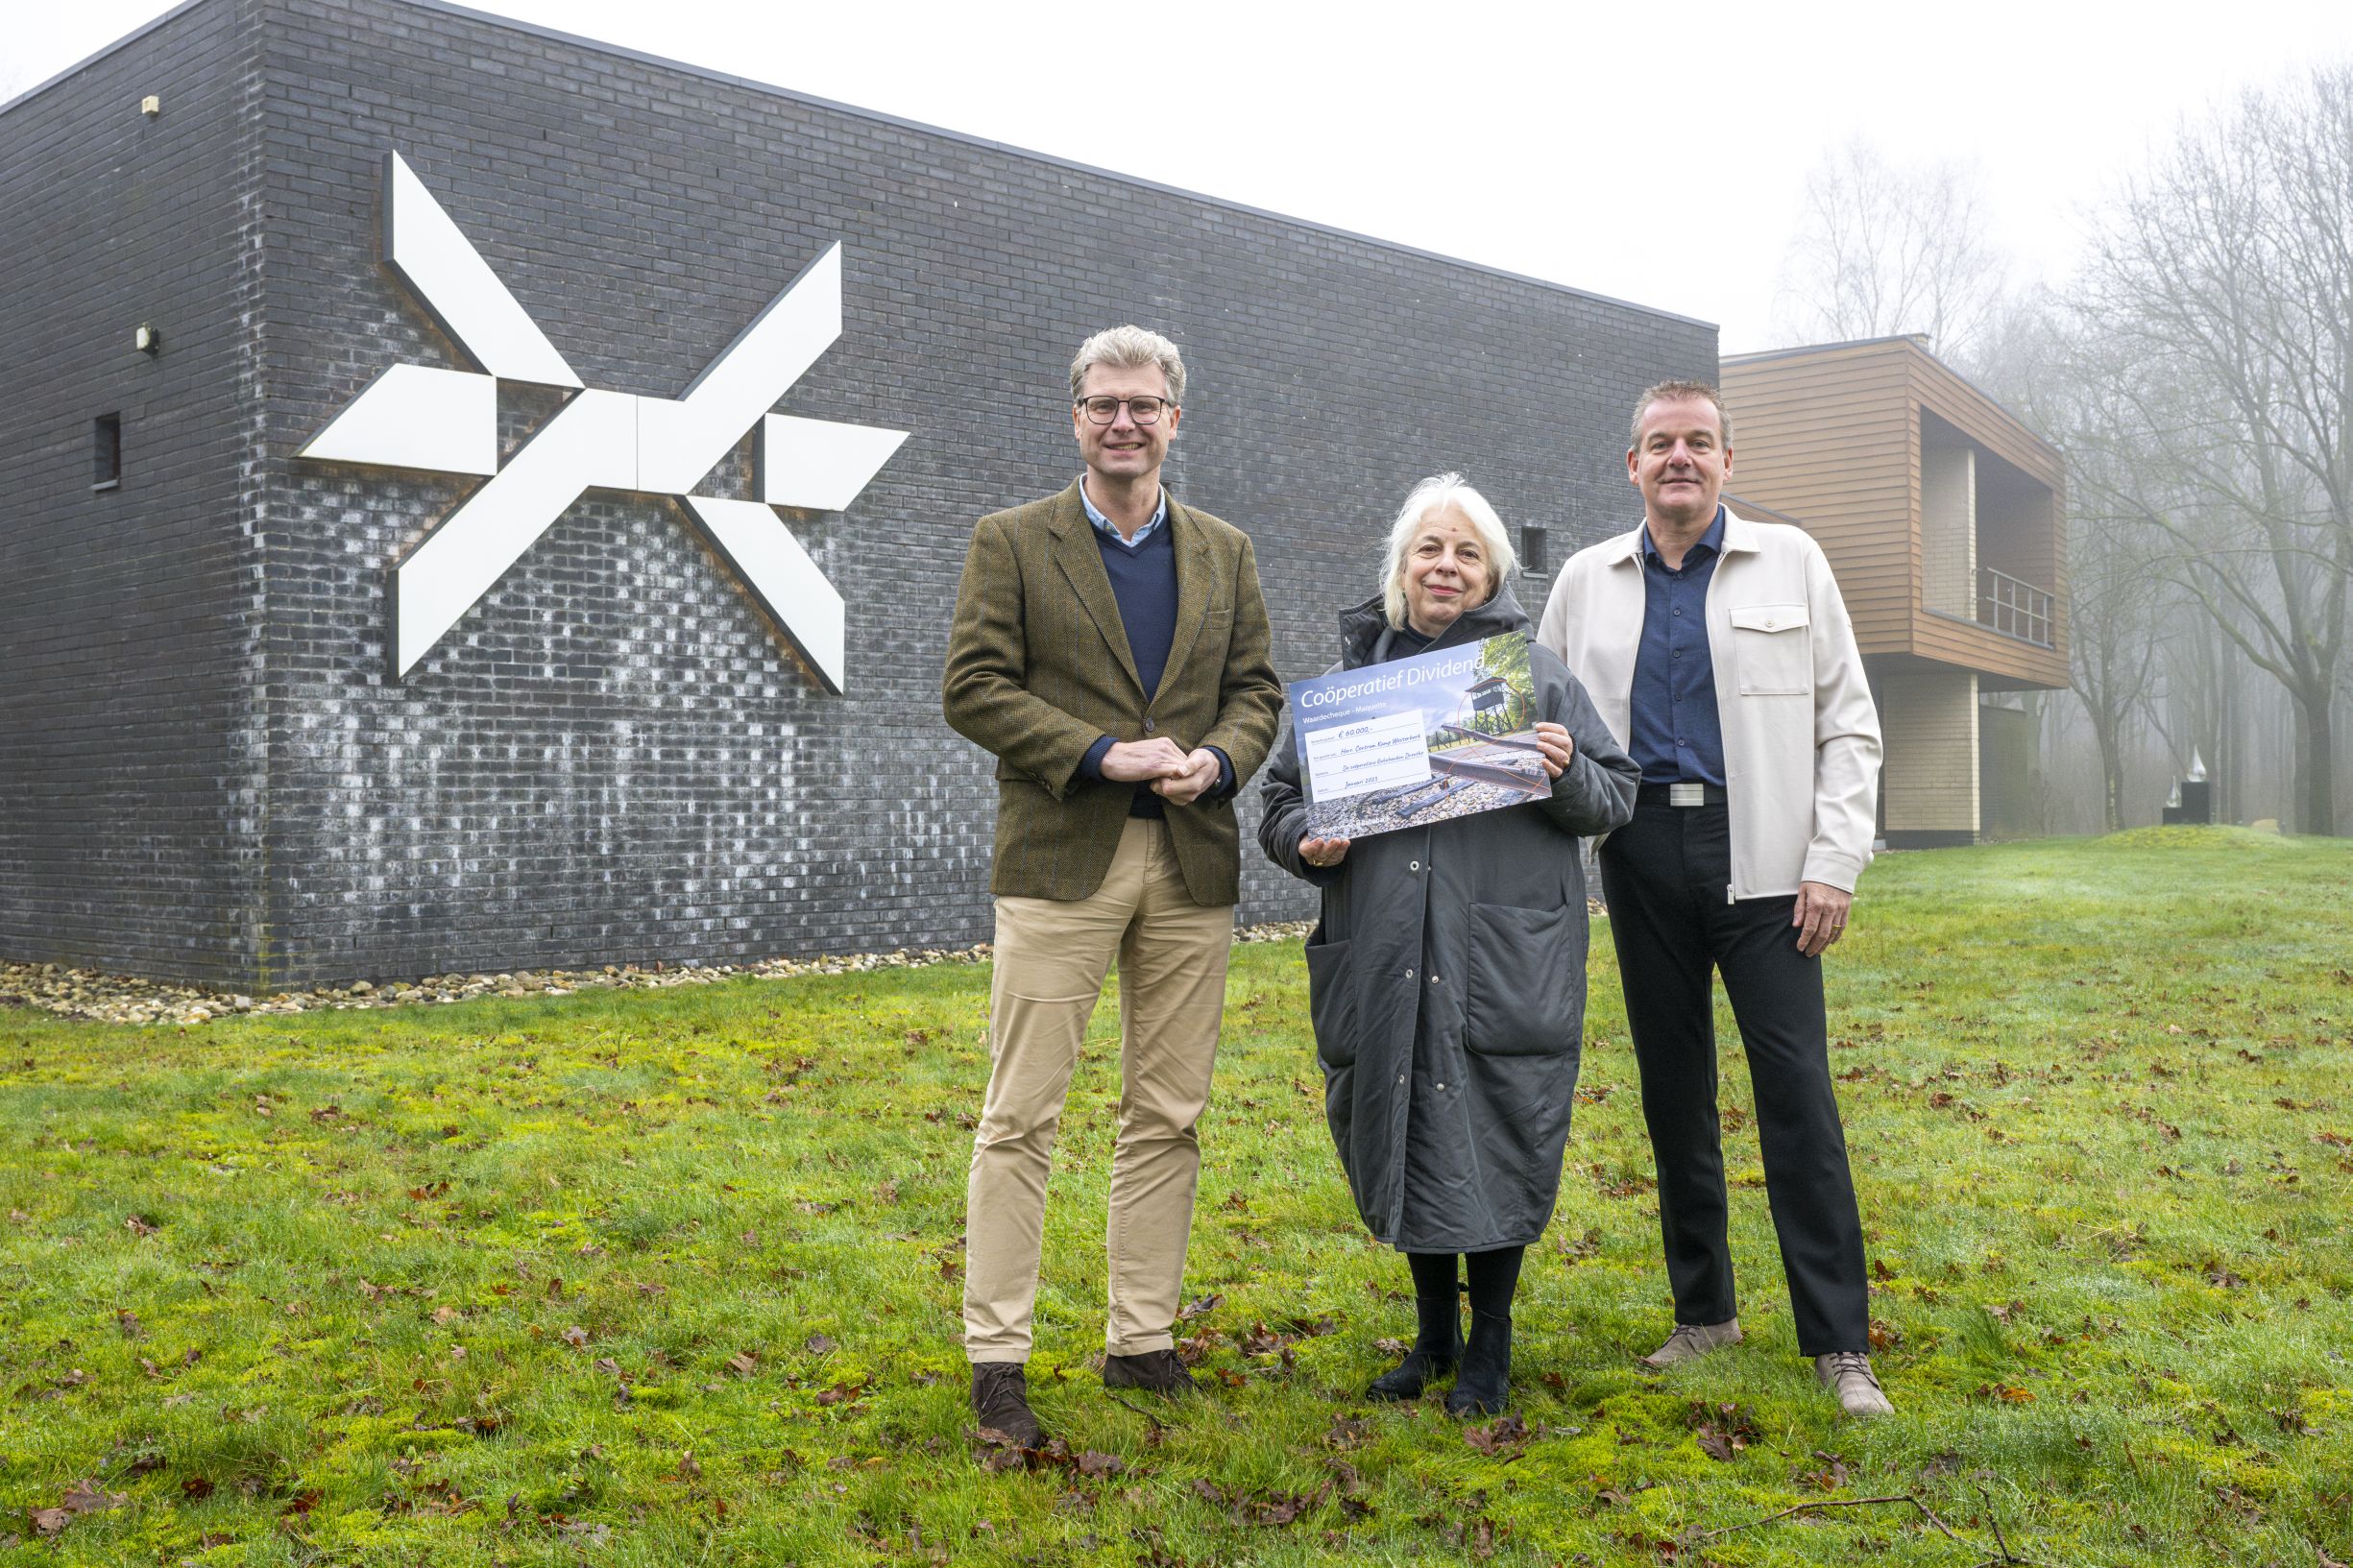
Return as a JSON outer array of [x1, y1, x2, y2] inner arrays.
[[1284, 631, 1548, 840]]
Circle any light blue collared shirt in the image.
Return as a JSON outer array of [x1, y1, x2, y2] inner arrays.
[[1079, 476, 1168, 549]]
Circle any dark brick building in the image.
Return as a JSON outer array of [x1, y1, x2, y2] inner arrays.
[[0, 0, 1714, 989]]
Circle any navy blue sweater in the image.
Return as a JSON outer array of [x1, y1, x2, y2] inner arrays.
[[1074, 519, 1233, 816]]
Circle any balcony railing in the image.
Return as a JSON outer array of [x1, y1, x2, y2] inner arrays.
[[1978, 567, 2055, 647]]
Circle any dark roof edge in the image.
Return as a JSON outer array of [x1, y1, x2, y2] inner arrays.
[[6, 0, 1714, 335], [1722, 493, 1811, 530], [1720, 333, 1928, 366], [0, 0, 216, 116], [1722, 334, 2060, 464]]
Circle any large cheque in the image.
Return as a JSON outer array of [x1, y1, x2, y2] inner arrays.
[[1285, 631, 1550, 840]]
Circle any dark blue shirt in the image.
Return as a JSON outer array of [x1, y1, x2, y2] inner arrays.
[[1629, 506, 1728, 786]]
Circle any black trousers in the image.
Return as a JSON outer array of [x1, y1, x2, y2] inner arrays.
[[1597, 801, 1868, 1356]]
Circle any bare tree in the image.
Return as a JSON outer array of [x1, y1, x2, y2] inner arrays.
[[2070, 65, 2353, 834], [1774, 139, 2009, 363], [1973, 296, 2169, 831], [2063, 482, 2171, 832]]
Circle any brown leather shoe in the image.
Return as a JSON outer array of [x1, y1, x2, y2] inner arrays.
[[1637, 1317, 1742, 1368], [970, 1361, 1042, 1447], [1103, 1347, 1200, 1396]]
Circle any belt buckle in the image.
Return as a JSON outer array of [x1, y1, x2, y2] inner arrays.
[[1668, 782, 1705, 808]]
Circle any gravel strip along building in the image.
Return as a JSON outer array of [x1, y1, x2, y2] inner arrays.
[[1, 0, 1714, 989]]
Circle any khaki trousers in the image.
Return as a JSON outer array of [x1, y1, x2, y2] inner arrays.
[[963, 818, 1234, 1362]]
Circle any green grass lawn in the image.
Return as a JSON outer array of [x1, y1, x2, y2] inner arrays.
[[3, 829, 2349, 1566]]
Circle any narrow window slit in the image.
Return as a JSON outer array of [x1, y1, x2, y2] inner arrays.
[[92, 413, 122, 491]]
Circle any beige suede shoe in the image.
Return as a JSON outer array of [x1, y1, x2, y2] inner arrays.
[[1814, 1351, 1894, 1417], [1637, 1318, 1743, 1368]]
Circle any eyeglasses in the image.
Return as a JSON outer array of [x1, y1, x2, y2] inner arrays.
[[1076, 396, 1175, 424]]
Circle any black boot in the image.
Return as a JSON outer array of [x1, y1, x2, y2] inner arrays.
[[1444, 1311, 1512, 1416], [1367, 1316, 1462, 1399], [1369, 1252, 1462, 1400]]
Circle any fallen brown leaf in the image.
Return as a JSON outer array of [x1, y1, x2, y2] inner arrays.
[[31, 1479, 126, 1534], [1464, 1413, 1531, 1456], [58, 1481, 119, 1513], [1239, 1322, 1287, 1357], [1323, 1414, 1372, 1451], [1803, 1449, 1853, 1489], [1687, 1400, 1759, 1460]]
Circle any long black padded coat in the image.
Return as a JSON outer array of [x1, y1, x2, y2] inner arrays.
[[1258, 585, 1639, 1252]]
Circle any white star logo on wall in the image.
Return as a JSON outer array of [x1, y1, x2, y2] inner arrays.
[[298, 152, 908, 691]]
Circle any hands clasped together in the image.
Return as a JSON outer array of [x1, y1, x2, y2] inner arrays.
[[1099, 736, 1223, 805]]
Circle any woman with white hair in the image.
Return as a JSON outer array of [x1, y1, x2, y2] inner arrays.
[[1259, 474, 1638, 1414]]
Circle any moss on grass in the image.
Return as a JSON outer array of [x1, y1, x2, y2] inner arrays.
[[2, 832, 2349, 1564]]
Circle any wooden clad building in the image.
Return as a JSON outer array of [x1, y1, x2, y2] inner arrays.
[[1721, 337, 2068, 846]]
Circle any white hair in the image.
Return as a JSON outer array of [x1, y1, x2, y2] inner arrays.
[[1379, 472, 1517, 630], [1069, 325, 1186, 405]]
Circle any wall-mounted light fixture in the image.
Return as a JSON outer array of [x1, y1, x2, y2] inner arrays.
[[141, 95, 160, 116], [134, 324, 159, 354]]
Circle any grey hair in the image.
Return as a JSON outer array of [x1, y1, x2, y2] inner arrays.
[[1379, 472, 1517, 630], [1630, 378, 1732, 449], [1069, 325, 1187, 406]]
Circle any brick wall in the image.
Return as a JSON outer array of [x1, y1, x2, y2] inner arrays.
[[1873, 662, 1979, 843], [1921, 441, 1976, 621], [3, 0, 1714, 987], [0, 0, 269, 984]]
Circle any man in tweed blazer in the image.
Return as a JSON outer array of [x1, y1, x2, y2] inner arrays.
[[943, 326, 1282, 1445]]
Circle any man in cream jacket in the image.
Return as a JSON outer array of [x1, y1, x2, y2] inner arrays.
[[1538, 379, 1891, 1416]]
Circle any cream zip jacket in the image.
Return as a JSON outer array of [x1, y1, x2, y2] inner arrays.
[[1536, 509, 1882, 901]]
